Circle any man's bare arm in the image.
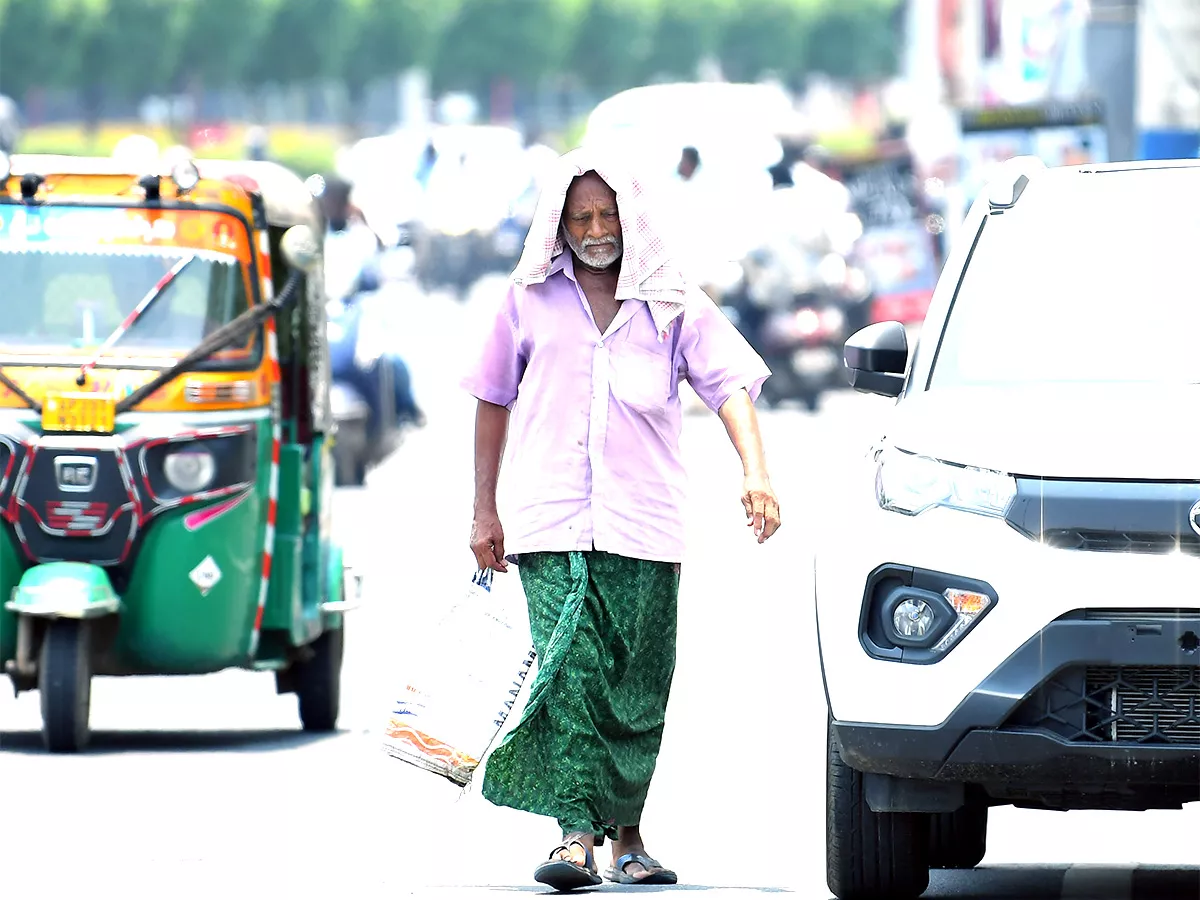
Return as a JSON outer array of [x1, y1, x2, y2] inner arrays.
[[471, 399, 512, 570], [474, 400, 510, 513], [718, 389, 769, 477], [717, 389, 781, 542]]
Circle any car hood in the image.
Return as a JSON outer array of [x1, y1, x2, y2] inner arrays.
[[885, 383, 1200, 481]]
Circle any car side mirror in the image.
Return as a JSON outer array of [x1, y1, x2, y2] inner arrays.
[[844, 321, 908, 398]]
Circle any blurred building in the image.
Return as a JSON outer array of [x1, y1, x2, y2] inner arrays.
[[898, 0, 1200, 163], [1135, 0, 1200, 158]]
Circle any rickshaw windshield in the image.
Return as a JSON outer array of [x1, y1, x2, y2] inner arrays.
[[0, 205, 256, 365]]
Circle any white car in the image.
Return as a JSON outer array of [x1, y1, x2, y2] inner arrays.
[[817, 156, 1200, 899]]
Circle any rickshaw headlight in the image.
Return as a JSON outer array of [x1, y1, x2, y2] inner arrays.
[[163, 448, 216, 494], [171, 159, 201, 193]]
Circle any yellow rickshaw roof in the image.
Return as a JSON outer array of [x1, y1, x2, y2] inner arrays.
[[6, 154, 320, 230]]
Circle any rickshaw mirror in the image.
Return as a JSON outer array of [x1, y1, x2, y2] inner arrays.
[[281, 224, 320, 274]]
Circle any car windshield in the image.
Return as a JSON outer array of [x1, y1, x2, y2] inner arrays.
[[0, 206, 254, 364], [928, 170, 1200, 388]]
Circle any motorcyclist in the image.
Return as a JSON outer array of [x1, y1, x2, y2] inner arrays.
[[322, 175, 426, 430]]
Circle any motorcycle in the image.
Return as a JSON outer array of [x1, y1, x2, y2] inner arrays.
[[728, 243, 871, 412], [326, 262, 422, 486]]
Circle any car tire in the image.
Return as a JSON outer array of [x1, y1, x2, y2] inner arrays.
[[929, 796, 988, 869], [827, 716, 931, 900]]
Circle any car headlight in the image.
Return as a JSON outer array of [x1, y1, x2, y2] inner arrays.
[[164, 448, 216, 494], [874, 446, 1016, 518]]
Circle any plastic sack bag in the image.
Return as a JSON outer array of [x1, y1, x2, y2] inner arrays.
[[382, 567, 537, 787]]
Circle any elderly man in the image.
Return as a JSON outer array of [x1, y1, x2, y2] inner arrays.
[[463, 148, 781, 892]]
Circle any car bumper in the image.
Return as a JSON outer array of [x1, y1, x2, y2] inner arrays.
[[815, 459, 1200, 803], [831, 612, 1200, 788], [815, 460, 1200, 727]]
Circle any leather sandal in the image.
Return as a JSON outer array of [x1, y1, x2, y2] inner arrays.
[[604, 851, 678, 885], [533, 831, 603, 892]]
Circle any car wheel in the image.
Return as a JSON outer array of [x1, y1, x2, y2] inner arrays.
[[827, 715, 931, 900], [929, 796, 988, 869]]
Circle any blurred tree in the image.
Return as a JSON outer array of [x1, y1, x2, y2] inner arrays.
[[243, 0, 338, 90], [0, 0, 906, 131], [802, 0, 902, 83], [79, 0, 187, 100], [644, 0, 731, 81], [716, 0, 814, 84], [430, 0, 587, 95], [336, 0, 460, 121], [59, 0, 125, 133], [567, 0, 661, 95], [174, 0, 277, 90], [0, 0, 88, 98]]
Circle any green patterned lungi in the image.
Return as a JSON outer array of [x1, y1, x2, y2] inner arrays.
[[481, 550, 680, 842]]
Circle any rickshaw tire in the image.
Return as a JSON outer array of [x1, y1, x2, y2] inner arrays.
[[296, 624, 344, 732], [39, 620, 92, 754]]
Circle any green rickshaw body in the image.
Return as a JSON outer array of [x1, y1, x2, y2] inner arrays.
[[0, 153, 354, 751]]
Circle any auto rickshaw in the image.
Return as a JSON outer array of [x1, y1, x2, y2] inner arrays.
[[0, 152, 359, 752]]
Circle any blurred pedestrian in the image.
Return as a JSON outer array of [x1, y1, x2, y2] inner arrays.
[[463, 147, 781, 892], [676, 145, 700, 182], [245, 125, 269, 162], [415, 139, 438, 188]]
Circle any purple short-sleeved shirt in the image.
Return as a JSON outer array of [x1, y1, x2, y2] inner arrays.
[[462, 252, 771, 564]]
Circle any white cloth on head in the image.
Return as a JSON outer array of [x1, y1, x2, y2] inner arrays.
[[509, 147, 688, 342]]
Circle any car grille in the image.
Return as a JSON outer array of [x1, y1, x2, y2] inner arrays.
[[1002, 665, 1200, 745], [1005, 479, 1200, 557], [1041, 529, 1200, 556]]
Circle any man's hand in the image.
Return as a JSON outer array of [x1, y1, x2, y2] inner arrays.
[[470, 510, 509, 572], [742, 474, 781, 543]]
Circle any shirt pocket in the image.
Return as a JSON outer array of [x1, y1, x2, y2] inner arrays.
[[609, 340, 672, 417]]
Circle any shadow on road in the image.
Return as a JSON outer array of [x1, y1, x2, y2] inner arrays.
[[455, 865, 1200, 897], [919, 864, 1200, 899], [0, 728, 344, 755], [465, 888, 795, 895]]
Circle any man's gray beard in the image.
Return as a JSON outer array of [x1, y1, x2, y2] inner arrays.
[[561, 225, 622, 269]]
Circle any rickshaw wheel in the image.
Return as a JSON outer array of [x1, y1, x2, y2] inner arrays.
[[295, 624, 344, 732], [39, 620, 93, 753]]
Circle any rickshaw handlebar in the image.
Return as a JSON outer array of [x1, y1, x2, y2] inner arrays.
[[115, 270, 305, 414]]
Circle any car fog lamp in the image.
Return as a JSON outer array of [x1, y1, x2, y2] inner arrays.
[[930, 588, 993, 654], [171, 159, 201, 193], [892, 598, 936, 639], [163, 448, 216, 494]]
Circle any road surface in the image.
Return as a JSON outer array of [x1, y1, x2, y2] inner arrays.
[[1, 278, 1197, 899]]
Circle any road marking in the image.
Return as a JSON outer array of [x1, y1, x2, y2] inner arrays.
[[1061, 863, 1136, 899]]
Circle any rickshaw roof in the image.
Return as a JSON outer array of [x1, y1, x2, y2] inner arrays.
[[7, 154, 321, 230], [193, 159, 322, 230]]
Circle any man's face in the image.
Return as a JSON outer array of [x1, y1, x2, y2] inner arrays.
[[560, 172, 622, 270]]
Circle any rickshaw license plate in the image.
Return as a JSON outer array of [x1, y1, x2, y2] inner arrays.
[[42, 392, 117, 434]]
